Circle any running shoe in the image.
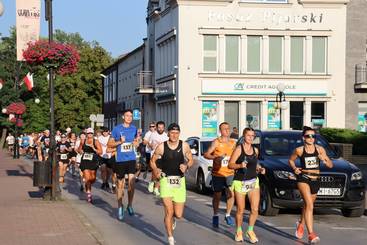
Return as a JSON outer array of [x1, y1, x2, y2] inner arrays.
[[308, 232, 320, 244], [168, 236, 175, 245], [127, 206, 135, 216], [87, 193, 92, 203], [246, 230, 259, 244], [118, 206, 124, 221], [212, 215, 219, 228], [224, 215, 234, 226], [295, 221, 304, 239], [235, 231, 243, 242], [172, 218, 176, 230], [153, 188, 160, 197], [148, 182, 154, 193]]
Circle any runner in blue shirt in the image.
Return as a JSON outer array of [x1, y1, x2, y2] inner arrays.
[[108, 109, 140, 220]]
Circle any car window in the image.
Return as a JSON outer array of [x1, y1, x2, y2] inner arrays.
[[200, 141, 211, 156], [263, 134, 337, 158], [186, 139, 194, 148]]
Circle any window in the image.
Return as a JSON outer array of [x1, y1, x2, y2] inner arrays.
[[246, 102, 261, 129], [290, 37, 304, 73], [225, 101, 239, 130], [203, 35, 218, 72], [311, 102, 325, 128], [312, 37, 327, 73], [247, 36, 261, 73], [225, 36, 239, 72], [269, 36, 283, 73], [290, 102, 304, 130]]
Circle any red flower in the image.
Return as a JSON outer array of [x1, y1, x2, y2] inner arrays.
[[23, 40, 80, 76]]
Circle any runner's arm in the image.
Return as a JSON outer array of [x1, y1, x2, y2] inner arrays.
[[150, 143, 164, 178], [107, 137, 121, 148], [289, 148, 302, 174], [94, 140, 103, 156], [203, 140, 218, 160], [228, 145, 244, 170], [317, 146, 333, 168], [183, 142, 193, 168]]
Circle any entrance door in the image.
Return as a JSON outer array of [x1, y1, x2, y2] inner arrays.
[[290, 102, 304, 130]]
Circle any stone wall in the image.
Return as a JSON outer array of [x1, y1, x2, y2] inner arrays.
[[331, 143, 367, 164]]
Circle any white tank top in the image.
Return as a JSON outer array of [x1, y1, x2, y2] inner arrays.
[[98, 135, 111, 159]]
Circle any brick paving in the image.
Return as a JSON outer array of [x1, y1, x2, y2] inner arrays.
[[0, 150, 100, 245]]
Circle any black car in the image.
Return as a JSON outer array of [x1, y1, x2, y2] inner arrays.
[[239, 130, 365, 217]]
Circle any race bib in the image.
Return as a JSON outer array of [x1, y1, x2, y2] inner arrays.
[[83, 153, 93, 161], [167, 176, 182, 188], [242, 178, 257, 193], [121, 143, 133, 153], [305, 156, 318, 168], [60, 154, 68, 160], [221, 156, 230, 167]]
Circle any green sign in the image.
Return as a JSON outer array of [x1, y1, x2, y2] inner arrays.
[[202, 101, 218, 137]]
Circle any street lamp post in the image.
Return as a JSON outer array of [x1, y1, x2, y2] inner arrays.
[[275, 83, 288, 130], [45, 0, 59, 200]]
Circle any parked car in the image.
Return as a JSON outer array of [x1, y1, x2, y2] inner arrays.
[[238, 130, 365, 217], [185, 137, 214, 193]]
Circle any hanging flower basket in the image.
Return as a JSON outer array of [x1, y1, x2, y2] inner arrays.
[[23, 40, 80, 76]]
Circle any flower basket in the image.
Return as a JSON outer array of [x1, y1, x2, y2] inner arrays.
[[23, 40, 80, 76]]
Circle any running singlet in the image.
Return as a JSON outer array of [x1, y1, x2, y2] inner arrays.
[[160, 140, 185, 177], [212, 137, 236, 177], [111, 124, 137, 163], [300, 146, 320, 170], [22, 136, 30, 147], [234, 145, 258, 181], [57, 141, 71, 159], [98, 135, 111, 159]]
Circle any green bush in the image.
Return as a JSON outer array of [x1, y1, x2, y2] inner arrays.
[[319, 128, 367, 155]]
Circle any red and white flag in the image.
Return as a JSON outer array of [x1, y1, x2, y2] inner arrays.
[[22, 72, 34, 91]]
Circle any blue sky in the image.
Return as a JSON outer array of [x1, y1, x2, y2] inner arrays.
[[0, 0, 148, 58]]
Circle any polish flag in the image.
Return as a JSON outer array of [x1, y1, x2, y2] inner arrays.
[[23, 72, 34, 91]]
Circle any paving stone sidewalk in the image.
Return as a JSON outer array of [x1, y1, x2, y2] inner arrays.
[[0, 150, 102, 245]]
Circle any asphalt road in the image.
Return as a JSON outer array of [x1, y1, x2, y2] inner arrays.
[[59, 171, 367, 245]]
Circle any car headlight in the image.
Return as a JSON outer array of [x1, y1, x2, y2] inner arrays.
[[351, 171, 363, 181], [274, 170, 297, 180]]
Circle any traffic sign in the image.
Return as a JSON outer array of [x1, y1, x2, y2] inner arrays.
[[133, 109, 141, 120]]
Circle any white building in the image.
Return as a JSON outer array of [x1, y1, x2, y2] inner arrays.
[[141, 0, 349, 139]]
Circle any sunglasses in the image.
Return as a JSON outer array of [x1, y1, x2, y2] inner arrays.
[[150, 125, 156, 128], [304, 134, 316, 139]]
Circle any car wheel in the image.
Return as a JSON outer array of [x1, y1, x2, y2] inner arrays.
[[259, 183, 279, 216], [341, 202, 365, 217], [196, 169, 208, 194]]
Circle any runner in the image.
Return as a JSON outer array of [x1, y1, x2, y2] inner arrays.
[[289, 126, 333, 244], [68, 132, 78, 176], [143, 122, 156, 191], [150, 123, 193, 245], [203, 122, 236, 228], [57, 134, 72, 184], [228, 127, 266, 243], [38, 130, 51, 161], [78, 128, 102, 203], [134, 128, 144, 182], [75, 132, 86, 192], [148, 121, 168, 196], [20, 133, 30, 155], [108, 109, 140, 220], [6, 133, 15, 154], [98, 127, 113, 191]]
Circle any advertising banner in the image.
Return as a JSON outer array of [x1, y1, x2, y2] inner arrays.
[[16, 0, 40, 61], [202, 101, 218, 137], [267, 102, 280, 129]]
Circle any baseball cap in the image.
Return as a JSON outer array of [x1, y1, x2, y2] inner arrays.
[[167, 123, 180, 132], [86, 128, 94, 134]]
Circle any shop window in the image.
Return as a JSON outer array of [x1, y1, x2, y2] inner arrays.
[[311, 102, 326, 128], [358, 102, 367, 132], [247, 36, 261, 73], [290, 102, 304, 130], [225, 36, 240, 72], [312, 37, 327, 73], [290, 37, 304, 73], [225, 101, 239, 130], [269, 36, 283, 73], [203, 35, 218, 72], [246, 102, 261, 129]]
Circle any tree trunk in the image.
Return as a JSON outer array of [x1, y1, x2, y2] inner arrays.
[[0, 128, 8, 149]]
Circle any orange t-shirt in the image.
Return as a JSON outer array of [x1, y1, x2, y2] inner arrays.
[[212, 137, 236, 177]]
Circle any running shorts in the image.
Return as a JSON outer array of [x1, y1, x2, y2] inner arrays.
[[160, 176, 186, 203], [232, 177, 259, 195], [297, 174, 320, 194], [211, 175, 234, 192], [113, 160, 136, 179]]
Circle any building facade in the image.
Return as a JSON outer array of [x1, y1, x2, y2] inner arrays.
[[345, 0, 367, 132], [145, 0, 349, 139]]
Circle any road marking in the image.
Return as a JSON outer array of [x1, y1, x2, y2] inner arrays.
[[263, 221, 275, 226], [194, 198, 208, 202], [275, 227, 294, 230], [332, 227, 367, 231], [187, 195, 195, 198]]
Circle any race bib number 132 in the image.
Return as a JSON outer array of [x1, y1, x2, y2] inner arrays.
[[167, 176, 182, 188]]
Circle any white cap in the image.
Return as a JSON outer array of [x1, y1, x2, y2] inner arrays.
[[86, 128, 94, 134], [66, 127, 71, 133]]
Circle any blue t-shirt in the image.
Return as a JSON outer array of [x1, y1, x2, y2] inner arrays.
[[111, 124, 137, 163], [22, 136, 30, 147]]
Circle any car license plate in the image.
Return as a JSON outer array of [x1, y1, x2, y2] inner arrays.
[[317, 188, 341, 196]]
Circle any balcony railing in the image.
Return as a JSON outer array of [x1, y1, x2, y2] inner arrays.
[[135, 71, 154, 94], [355, 64, 367, 89]]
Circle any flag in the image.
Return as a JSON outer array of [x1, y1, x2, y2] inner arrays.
[[23, 72, 34, 91]]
